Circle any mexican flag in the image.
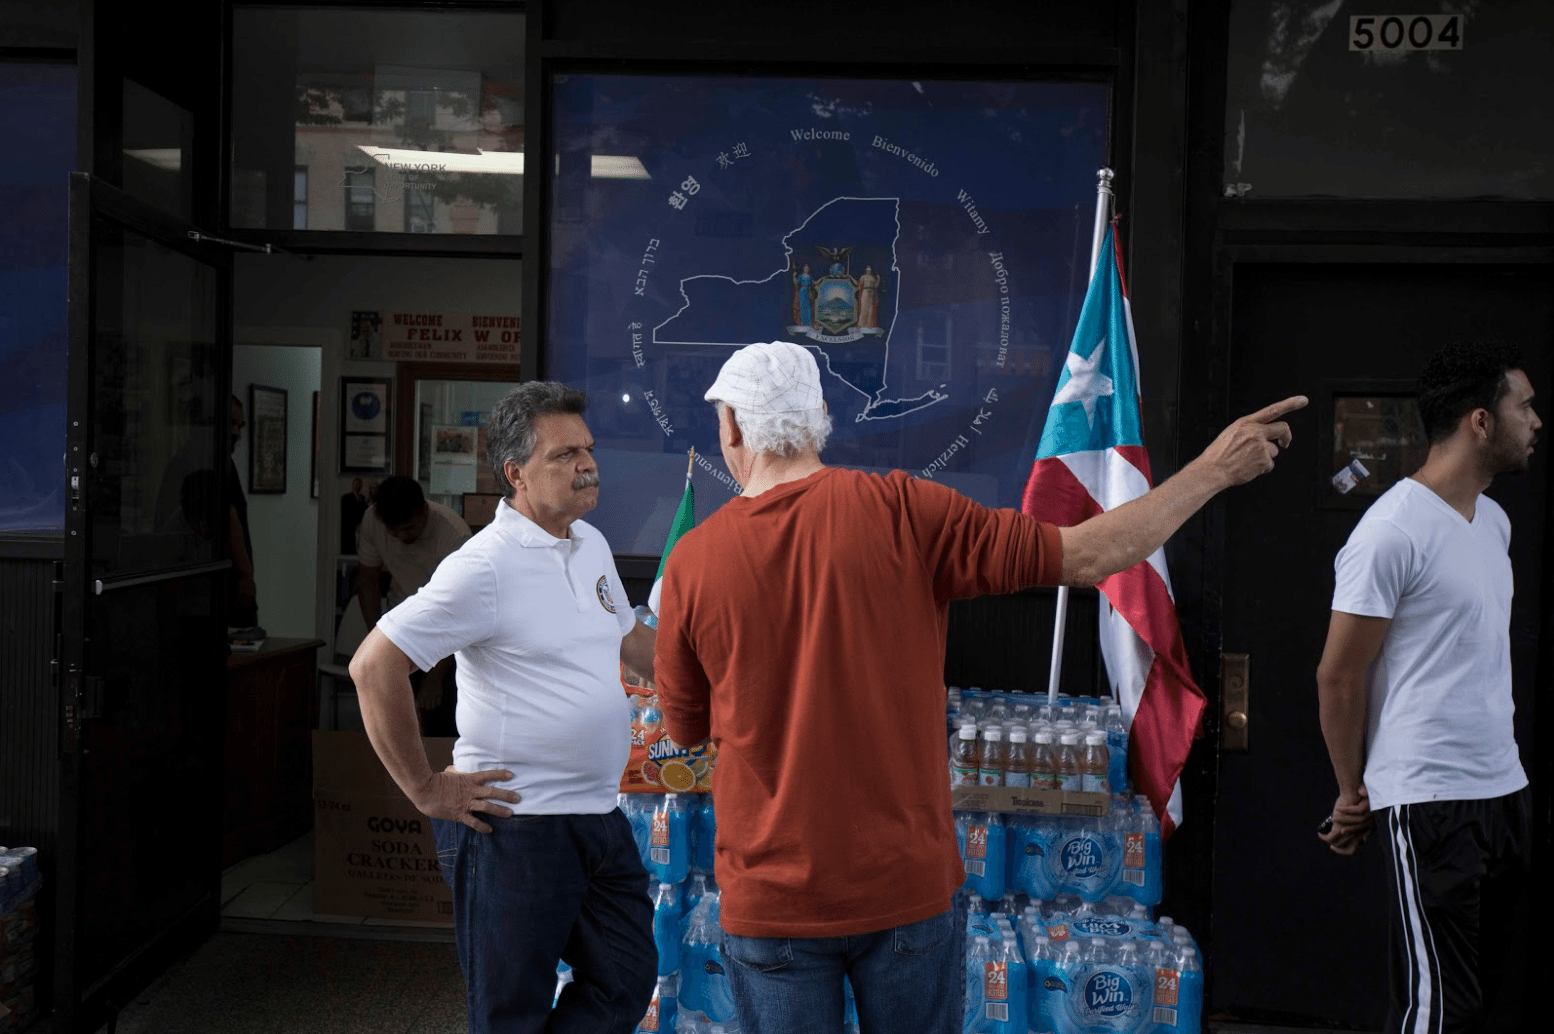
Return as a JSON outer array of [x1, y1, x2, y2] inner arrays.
[[647, 459, 695, 615]]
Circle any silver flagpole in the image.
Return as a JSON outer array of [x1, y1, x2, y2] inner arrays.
[[1047, 167, 1116, 705]]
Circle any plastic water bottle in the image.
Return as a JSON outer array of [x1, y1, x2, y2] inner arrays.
[[692, 794, 717, 872], [554, 962, 573, 1007], [650, 794, 691, 885], [639, 973, 678, 1033], [1174, 944, 1204, 1034], [685, 872, 716, 914], [965, 935, 1002, 1031], [653, 880, 682, 976], [1027, 933, 1055, 1034], [979, 726, 1006, 786], [998, 932, 1028, 1033], [1004, 727, 1033, 788], [951, 722, 981, 787], [1080, 732, 1110, 793], [963, 812, 1006, 901], [1103, 705, 1129, 792], [682, 895, 736, 1023], [623, 794, 658, 870], [1056, 733, 1083, 791]]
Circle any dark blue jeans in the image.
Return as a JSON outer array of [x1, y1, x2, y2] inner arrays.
[[433, 810, 656, 1034], [722, 909, 959, 1034]]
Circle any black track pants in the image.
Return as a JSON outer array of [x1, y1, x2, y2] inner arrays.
[[1378, 788, 1531, 1034]]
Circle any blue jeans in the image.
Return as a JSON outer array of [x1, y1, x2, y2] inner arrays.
[[433, 810, 656, 1034], [722, 909, 959, 1034]]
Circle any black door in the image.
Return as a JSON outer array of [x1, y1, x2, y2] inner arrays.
[[1209, 260, 1551, 1028], [55, 173, 232, 1033]]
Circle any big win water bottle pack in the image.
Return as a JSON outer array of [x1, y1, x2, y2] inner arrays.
[[949, 686, 1201, 1034]]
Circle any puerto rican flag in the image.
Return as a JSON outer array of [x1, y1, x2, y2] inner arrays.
[[1021, 222, 1204, 836]]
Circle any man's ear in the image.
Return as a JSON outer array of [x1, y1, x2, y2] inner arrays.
[[504, 458, 525, 490], [1469, 406, 1494, 440], [722, 406, 744, 448]]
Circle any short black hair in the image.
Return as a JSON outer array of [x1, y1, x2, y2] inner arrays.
[[486, 382, 589, 496], [374, 475, 426, 527], [1416, 340, 1524, 443]]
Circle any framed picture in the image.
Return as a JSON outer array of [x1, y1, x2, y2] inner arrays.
[[341, 376, 391, 474], [248, 384, 289, 494], [462, 493, 503, 528]]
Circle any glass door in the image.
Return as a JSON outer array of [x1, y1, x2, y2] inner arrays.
[[55, 173, 232, 1033]]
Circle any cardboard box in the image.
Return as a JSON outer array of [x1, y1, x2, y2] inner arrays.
[[950, 786, 1110, 817], [312, 731, 456, 924]]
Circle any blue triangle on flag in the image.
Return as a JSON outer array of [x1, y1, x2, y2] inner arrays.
[[1035, 226, 1144, 460]]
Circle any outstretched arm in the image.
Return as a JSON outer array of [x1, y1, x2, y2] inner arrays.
[[1058, 396, 1307, 586]]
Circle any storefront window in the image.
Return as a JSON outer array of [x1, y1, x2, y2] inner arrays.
[[230, 5, 525, 234], [1223, 0, 1554, 199], [0, 61, 75, 536]]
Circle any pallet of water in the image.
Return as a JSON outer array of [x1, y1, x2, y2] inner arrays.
[[961, 893, 1201, 1034], [955, 799, 1162, 906]]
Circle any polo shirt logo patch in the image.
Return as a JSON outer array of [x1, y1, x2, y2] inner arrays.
[[596, 575, 618, 614]]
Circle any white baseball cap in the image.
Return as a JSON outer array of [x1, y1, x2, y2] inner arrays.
[[704, 341, 825, 416]]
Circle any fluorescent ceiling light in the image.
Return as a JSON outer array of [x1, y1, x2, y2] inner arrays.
[[124, 148, 182, 171], [589, 155, 651, 180], [357, 146, 649, 180]]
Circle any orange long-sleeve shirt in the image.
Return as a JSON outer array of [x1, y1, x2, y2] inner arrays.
[[655, 467, 1063, 938]]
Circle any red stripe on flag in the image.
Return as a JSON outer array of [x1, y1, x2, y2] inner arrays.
[[1021, 455, 1101, 523], [1114, 444, 1153, 484], [1127, 654, 1204, 839], [1101, 560, 1204, 840]]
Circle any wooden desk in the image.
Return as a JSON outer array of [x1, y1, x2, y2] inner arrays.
[[224, 636, 325, 867]]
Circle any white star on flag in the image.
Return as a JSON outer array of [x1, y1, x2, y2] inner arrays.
[[1050, 337, 1114, 427]]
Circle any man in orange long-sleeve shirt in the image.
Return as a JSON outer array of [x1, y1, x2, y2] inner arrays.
[[655, 341, 1304, 1034]]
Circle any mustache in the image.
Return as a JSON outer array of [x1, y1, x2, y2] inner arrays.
[[572, 471, 600, 490]]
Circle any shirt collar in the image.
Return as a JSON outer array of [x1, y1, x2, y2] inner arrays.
[[493, 496, 586, 550]]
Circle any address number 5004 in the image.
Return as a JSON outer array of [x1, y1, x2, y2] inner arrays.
[[1349, 14, 1463, 52]]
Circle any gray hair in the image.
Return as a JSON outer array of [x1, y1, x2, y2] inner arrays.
[[716, 401, 832, 458], [487, 381, 589, 495]]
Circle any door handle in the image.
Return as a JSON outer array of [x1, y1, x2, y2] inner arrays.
[[1221, 653, 1250, 752]]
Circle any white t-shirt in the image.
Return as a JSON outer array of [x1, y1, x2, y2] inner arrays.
[[376, 500, 636, 814], [1332, 477, 1527, 810], [359, 500, 471, 606]]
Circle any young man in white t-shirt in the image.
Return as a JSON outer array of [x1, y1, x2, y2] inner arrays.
[[1317, 340, 1540, 1033], [349, 383, 659, 1034]]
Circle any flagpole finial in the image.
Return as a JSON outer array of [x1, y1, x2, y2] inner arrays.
[[687, 447, 696, 478], [1096, 167, 1114, 189]]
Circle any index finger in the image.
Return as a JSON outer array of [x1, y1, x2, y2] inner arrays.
[[1243, 395, 1308, 424]]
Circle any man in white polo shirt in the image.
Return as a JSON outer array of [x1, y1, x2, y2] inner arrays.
[[350, 381, 658, 1034], [1317, 340, 1539, 1033]]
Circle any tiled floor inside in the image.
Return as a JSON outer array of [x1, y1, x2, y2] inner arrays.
[[84, 834, 463, 1034]]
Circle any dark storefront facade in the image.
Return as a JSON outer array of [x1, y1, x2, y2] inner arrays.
[[1, 2, 1550, 1031]]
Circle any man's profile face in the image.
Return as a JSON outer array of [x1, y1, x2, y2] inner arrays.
[[1487, 368, 1541, 474], [386, 505, 430, 545]]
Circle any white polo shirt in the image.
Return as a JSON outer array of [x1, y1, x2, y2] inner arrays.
[[376, 498, 636, 814], [1332, 478, 1527, 810]]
